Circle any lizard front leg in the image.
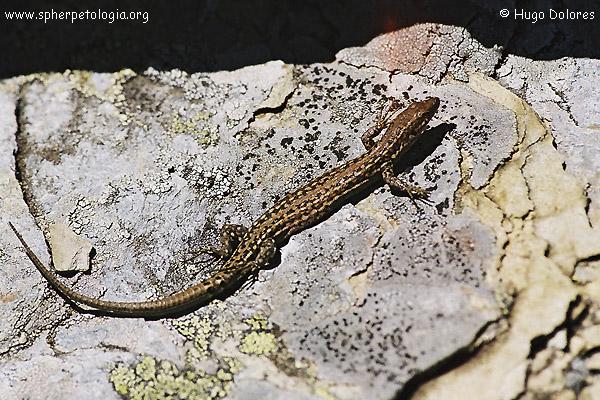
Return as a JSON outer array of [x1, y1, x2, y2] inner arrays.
[[381, 162, 429, 199], [361, 99, 402, 150]]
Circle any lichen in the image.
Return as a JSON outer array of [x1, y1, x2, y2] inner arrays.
[[109, 355, 237, 400], [244, 314, 269, 331], [172, 315, 214, 359], [65, 69, 136, 125], [238, 314, 278, 356], [1, 73, 44, 92], [144, 67, 219, 101], [110, 365, 137, 396], [108, 310, 266, 399], [135, 356, 157, 381], [239, 331, 277, 355], [109, 311, 292, 397], [67, 68, 135, 104], [169, 112, 218, 146]]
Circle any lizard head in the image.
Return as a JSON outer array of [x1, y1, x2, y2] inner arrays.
[[377, 96, 440, 161]]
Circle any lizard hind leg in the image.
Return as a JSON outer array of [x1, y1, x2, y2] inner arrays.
[[232, 237, 277, 275], [187, 224, 248, 262], [236, 237, 277, 290], [254, 237, 276, 269]]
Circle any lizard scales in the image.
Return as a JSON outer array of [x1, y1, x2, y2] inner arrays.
[[9, 97, 440, 317]]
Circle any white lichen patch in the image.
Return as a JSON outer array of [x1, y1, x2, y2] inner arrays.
[[67, 195, 95, 235], [181, 164, 232, 199], [145, 68, 217, 102], [65, 69, 137, 125], [148, 147, 231, 198]]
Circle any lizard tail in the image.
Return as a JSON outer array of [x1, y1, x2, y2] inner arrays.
[[7, 221, 232, 317]]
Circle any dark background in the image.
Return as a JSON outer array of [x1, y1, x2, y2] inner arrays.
[[0, 0, 598, 79]]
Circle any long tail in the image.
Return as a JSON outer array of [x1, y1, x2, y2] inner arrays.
[[7, 222, 229, 317], [8, 221, 88, 303]]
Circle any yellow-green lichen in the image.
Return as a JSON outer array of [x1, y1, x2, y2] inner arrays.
[[170, 311, 241, 368], [111, 365, 137, 396], [109, 355, 236, 400], [244, 314, 269, 331], [239, 331, 277, 355], [109, 310, 320, 399], [221, 357, 243, 374], [172, 315, 214, 359], [239, 314, 278, 355], [135, 356, 157, 381], [169, 112, 218, 146]]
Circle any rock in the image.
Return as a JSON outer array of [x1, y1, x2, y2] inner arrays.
[[48, 222, 92, 272], [1, 21, 599, 400]]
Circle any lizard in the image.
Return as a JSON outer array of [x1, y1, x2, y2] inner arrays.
[[8, 96, 440, 317]]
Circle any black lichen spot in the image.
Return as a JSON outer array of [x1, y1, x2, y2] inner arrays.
[[435, 198, 450, 213], [305, 131, 318, 142]]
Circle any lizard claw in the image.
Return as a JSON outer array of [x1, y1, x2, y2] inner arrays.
[[182, 246, 223, 263]]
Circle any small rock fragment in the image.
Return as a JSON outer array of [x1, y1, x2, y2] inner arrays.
[[48, 222, 92, 272]]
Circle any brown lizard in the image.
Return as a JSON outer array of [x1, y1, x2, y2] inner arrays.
[[9, 96, 440, 317]]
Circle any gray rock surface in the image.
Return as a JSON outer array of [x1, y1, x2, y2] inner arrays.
[[1, 22, 597, 400]]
